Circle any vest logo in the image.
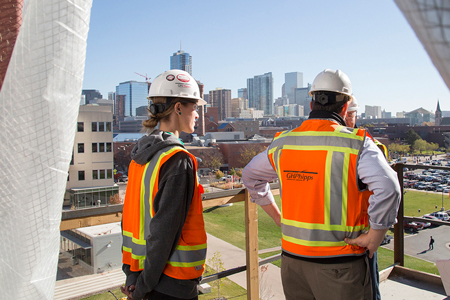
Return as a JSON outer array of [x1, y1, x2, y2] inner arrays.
[[284, 170, 317, 181]]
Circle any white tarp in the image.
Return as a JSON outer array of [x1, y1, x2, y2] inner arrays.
[[0, 0, 92, 299], [395, 0, 450, 91]]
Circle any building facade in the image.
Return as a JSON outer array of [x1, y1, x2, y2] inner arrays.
[[238, 88, 247, 100], [365, 105, 382, 119], [115, 81, 148, 118], [285, 72, 303, 103], [247, 72, 273, 115], [294, 83, 312, 116], [209, 88, 232, 121], [170, 49, 192, 75], [82, 89, 103, 104], [66, 105, 118, 209]]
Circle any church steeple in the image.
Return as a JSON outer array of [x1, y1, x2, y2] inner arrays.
[[435, 99, 442, 125]]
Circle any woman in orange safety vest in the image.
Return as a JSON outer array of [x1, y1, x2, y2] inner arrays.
[[121, 70, 207, 300]]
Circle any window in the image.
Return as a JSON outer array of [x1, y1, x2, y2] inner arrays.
[[107, 169, 112, 179], [78, 171, 85, 181], [93, 169, 113, 180], [70, 152, 74, 165], [77, 122, 84, 132], [106, 122, 112, 132], [92, 143, 98, 153], [99, 142, 105, 152], [77, 143, 84, 153], [210, 117, 214, 121], [67, 173, 69, 181], [100, 169, 105, 179], [92, 170, 98, 180], [106, 142, 112, 152], [234, 134, 240, 139], [91, 122, 97, 132], [99, 122, 105, 132]]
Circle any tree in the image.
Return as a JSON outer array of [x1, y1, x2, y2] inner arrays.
[[201, 150, 224, 171], [239, 144, 267, 167], [404, 129, 421, 146], [208, 251, 225, 299], [215, 170, 224, 179], [413, 139, 427, 153], [229, 168, 236, 176], [235, 169, 242, 177]]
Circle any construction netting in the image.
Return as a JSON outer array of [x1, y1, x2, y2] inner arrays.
[[0, 0, 92, 299], [395, 0, 450, 91]]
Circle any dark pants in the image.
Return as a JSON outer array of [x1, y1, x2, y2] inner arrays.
[[281, 254, 372, 300], [368, 251, 381, 300], [144, 290, 198, 300]]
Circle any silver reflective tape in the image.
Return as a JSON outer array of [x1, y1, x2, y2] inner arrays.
[[329, 152, 345, 225], [281, 223, 362, 242], [122, 235, 146, 256], [168, 248, 207, 263]]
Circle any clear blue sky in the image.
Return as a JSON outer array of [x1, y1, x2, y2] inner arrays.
[[82, 0, 450, 115]]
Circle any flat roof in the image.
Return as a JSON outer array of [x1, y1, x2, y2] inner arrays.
[[76, 222, 121, 237]]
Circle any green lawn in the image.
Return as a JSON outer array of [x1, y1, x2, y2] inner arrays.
[[403, 189, 449, 216]]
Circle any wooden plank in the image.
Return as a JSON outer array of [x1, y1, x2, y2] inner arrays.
[[245, 189, 259, 300], [393, 163, 405, 266], [60, 212, 122, 231]]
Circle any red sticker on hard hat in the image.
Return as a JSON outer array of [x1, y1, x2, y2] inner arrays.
[[177, 74, 190, 82], [166, 75, 175, 81]]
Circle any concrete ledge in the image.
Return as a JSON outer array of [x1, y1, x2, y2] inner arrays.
[[391, 265, 443, 288]]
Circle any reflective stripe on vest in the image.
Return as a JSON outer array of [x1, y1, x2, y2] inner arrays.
[[268, 120, 370, 258], [122, 146, 207, 278]]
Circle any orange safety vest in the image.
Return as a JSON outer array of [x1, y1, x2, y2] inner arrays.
[[267, 119, 370, 258], [122, 146, 207, 279]]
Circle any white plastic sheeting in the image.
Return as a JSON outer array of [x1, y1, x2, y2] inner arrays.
[[395, 0, 450, 91], [0, 0, 92, 299]]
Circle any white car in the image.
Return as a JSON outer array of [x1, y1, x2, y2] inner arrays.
[[430, 211, 449, 221]]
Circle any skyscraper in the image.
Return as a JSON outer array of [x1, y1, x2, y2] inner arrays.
[[247, 72, 273, 115], [285, 72, 303, 103], [209, 88, 231, 121], [170, 49, 192, 75], [295, 83, 312, 116], [115, 81, 148, 117], [238, 88, 247, 100]]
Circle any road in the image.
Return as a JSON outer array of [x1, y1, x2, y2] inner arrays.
[[383, 225, 450, 263]]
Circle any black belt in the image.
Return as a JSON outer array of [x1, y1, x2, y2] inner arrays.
[[282, 250, 366, 264]]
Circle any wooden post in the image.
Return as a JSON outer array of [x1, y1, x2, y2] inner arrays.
[[393, 163, 404, 266], [245, 189, 259, 300]]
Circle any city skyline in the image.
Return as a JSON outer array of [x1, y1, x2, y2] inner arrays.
[[82, 1, 450, 115]]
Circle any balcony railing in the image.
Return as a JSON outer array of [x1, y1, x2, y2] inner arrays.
[[60, 164, 448, 299]]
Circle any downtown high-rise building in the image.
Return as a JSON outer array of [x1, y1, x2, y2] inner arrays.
[[285, 72, 303, 103], [115, 81, 149, 117], [238, 88, 247, 100], [170, 49, 192, 75], [82, 89, 103, 104], [209, 88, 231, 121], [247, 72, 273, 115]]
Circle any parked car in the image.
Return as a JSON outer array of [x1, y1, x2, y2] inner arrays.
[[403, 220, 424, 233], [429, 211, 449, 221], [381, 234, 393, 245], [423, 215, 441, 227]]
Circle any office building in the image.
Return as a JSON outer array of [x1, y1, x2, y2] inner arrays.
[[247, 72, 273, 115], [209, 88, 232, 121], [170, 49, 192, 75], [295, 83, 312, 116], [82, 89, 103, 104], [365, 105, 382, 119], [238, 88, 247, 100], [65, 105, 118, 209], [231, 97, 248, 118], [285, 72, 303, 103], [115, 81, 148, 118]]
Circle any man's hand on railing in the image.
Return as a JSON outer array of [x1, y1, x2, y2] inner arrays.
[[344, 228, 389, 258]]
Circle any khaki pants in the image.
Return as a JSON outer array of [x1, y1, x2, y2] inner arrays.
[[281, 254, 372, 300]]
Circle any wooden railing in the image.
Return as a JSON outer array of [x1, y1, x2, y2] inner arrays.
[[60, 164, 450, 299]]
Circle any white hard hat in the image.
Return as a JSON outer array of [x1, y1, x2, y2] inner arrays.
[[148, 70, 207, 105], [347, 95, 359, 112], [309, 69, 353, 101]]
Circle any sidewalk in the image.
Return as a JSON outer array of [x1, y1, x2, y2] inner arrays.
[[205, 234, 285, 299]]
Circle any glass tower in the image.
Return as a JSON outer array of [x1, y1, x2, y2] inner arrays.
[[115, 81, 149, 117], [247, 72, 273, 115], [170, 50, 192, 75]]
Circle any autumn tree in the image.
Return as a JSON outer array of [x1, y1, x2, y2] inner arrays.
[[239, 144, 267, 167], [404, 129, 421, 146], [201, 150, 224, 171]]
